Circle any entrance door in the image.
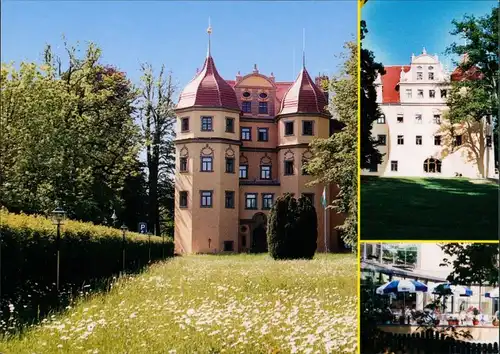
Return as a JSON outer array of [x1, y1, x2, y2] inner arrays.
[[251, 226, 268, 253]]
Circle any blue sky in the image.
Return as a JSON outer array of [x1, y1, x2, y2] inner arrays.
[[362, 0, 497, 67], [2, 1, 356, 94]]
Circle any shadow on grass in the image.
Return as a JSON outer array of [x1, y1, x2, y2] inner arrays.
[[361, 176, 498, 240], [0, 257, 173, 338]]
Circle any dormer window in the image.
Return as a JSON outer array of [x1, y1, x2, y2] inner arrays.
[[242, 101, 251, 113], [258, 102, 268, 114], [242, 91, 251, 98], [417, 72, 423, 80], [259, 92, 268, 99]]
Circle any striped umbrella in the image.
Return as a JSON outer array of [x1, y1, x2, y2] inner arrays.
[[430, 283, 473, 297], [485, 287, 499, 298], [376, 279, 428, 295]]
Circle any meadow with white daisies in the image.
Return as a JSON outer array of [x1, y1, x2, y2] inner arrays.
[[0, 254, 357, 353]]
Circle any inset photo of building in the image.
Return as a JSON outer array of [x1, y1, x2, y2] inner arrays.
[[360, 242, 499, 353], [360, 0, 498, 240]]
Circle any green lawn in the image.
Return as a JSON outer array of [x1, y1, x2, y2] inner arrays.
[[361, 177, 499, 240], [0, 254, 357, 353]]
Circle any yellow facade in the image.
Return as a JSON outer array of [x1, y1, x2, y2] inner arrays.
[[174, 70, 346, 254]]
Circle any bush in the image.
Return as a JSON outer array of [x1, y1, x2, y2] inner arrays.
[[267, 194, 317, 260], [0, 209, 174, 332]]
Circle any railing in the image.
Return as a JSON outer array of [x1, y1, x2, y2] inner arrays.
[[365, 329, 499, 354]]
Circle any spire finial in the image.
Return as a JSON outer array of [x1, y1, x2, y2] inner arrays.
[[207, 17, 212, 57], [302, 28, 306, 68], [422, 47, 427, 55]]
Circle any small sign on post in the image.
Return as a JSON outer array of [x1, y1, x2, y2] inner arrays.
[[138, 222, 147, 234]]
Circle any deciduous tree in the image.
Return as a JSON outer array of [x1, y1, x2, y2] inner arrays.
[[360, 20, 385, 170], [445, 6, 499, 167], [137, 64, 176, 235], [0, 41, 141, 222], [440, 243, 499, 287], [306, 40, 358, 249]]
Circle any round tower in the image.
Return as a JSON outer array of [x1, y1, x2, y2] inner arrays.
[[174, 30, 241, 254], [276, 66, 335, 252]]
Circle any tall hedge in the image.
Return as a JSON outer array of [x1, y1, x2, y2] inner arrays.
[[0, 209, 174, 331], [267, 194, 318, 260]]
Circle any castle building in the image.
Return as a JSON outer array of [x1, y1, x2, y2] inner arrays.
[[363, 48, 496, 179], [173, 31, 346, 254]]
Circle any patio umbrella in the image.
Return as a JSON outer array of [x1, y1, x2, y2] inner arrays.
[[430, 283, 473, 297], [376, 279, 428, 295], [376, 279, 428, 320], [485, 287, 499, 298]]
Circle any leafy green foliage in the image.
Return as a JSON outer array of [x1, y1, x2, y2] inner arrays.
[[295, 196, 318, 259], [445, 6, 499, 165], [0, 209, 174, 331], [360, 275, 387, 352], [441, 81, 492, 177], [0, 41, 142, 223], [360, 21, 385, 170], [440, 243, 499, 286], [267, 194, 317, 260], [306, 41, 357, 249]]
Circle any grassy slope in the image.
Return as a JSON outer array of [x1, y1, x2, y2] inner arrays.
[[1, 254, 357, 354], [361, 177, 498, 240]]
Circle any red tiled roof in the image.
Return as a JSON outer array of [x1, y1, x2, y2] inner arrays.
[[176, 56, 240, 111], [278, 67, 328, 115], [380, 66, 410, 104], [450, 65, 483, 82]]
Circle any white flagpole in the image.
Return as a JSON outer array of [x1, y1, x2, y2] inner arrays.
[[324, 185, 328, 253]]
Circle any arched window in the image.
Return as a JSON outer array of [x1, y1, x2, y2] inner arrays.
[[423, 158, 442, 173]]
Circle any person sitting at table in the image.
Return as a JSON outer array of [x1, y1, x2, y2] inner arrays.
[[382, 306, 393, 324]]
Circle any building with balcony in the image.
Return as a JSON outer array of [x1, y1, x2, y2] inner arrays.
[[173, 35, 346, 254], [362, 48, 496, 179]]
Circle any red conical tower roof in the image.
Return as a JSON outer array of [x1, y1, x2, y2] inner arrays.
[[176, 55, 240, 111], [278, 67, 328, 116]]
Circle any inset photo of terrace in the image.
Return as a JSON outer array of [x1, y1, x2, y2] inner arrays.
[[360, 242, 499, 354]]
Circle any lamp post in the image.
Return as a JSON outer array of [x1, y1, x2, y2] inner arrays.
[[51, 205, 66, 292], [120, 224, 128, 273], [111, 210, 117, 228]]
